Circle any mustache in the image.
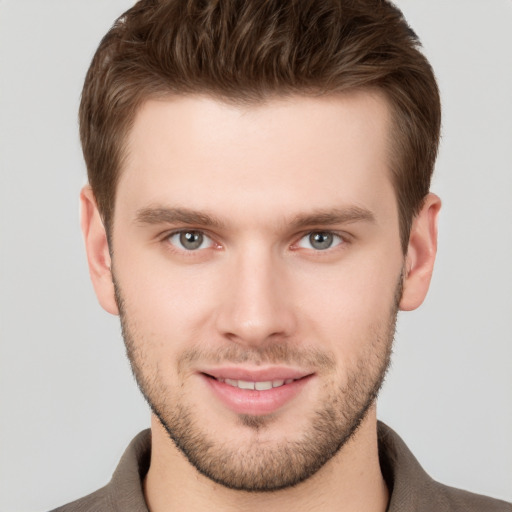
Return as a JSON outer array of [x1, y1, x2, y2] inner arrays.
[[178, 343, 337, 371]]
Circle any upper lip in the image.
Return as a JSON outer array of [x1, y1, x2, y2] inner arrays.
[[200, 366, 313, 382]]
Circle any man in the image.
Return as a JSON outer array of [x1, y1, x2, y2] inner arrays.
[[52, 0, 511, 511]]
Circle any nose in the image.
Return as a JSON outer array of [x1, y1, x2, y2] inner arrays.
[[214, 245, 297, 348]]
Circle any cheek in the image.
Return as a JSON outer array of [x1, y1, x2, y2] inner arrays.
[[114, 253, 221, 343], [295, 257, 402, 353]]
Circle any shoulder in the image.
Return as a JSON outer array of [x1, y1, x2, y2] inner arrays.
[[48, 485, 112, 512], [377, 422, 511, 512], [431, 481, 512, 512], [48, 429, 151, 512]]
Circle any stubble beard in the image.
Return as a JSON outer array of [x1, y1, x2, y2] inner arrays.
[[114, 276, 401, 492]]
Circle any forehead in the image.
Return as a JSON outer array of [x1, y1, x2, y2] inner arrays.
[[117, 91, 395, 225]]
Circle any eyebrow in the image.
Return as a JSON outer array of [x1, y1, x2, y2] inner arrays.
[[289, 206, 375, 230], [135, 206, 226, 229], [135, 205, 375, 230]]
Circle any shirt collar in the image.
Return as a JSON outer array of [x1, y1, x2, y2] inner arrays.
[[106, 422, 438, 512]]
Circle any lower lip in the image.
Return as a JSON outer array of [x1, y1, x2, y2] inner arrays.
[[202, 374, 313, 416]]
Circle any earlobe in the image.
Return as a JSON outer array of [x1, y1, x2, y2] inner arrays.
[[399, 193, 441, 311], [80, 186, 119, 315]]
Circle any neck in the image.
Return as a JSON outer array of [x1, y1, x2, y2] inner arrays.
[[143, 407, 389, 512]]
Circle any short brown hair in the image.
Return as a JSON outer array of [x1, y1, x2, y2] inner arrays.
[[80, 0, 441, 252]]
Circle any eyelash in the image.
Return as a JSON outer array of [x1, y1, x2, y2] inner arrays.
[[161, 229, 350, 255], [294, 231, 346, 251], [162, 229, 218, 254]]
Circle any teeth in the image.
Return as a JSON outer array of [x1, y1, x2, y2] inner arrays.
[[220, 378, 293, 390], [255, 381, 273, 391]]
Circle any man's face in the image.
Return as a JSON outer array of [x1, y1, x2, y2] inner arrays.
[[108, 92, 405, 490]]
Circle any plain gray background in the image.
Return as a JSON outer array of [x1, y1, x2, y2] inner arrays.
[[1, 1, 511, 510]]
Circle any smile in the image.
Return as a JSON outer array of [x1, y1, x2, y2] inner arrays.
[[201, 371, 313, 415], [213, 377, 296, 390]]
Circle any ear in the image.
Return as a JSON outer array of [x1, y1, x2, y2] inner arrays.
[[80, 186, 119, 315], [399, 193, 441, 311]]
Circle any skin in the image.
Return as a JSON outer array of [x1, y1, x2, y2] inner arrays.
[[81, 91, 440, 512]]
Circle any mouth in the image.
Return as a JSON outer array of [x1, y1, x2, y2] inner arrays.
[[202, 374, 304, 391], [199, 369, 314, 416]]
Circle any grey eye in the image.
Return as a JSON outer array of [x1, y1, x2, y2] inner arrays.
[[297, 232, 342, 250], [168, 231, 211, 250], [309, 232, 333, 250]]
